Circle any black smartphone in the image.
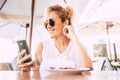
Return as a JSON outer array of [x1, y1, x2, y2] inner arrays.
[[17, 40, 32, 63]]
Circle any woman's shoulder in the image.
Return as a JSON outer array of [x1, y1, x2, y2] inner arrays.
[[41, 39, 54, 45], [37, 39, 53, 47]]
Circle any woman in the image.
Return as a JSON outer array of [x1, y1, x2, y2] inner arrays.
[[17, 4, 92, 71]]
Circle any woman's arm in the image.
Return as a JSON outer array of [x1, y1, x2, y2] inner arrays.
[[17, 42, 43, 71], [35, 42, 43, 64], [30, 42, 44, 71], [64, 25, 92, 68], [72, 35, 92, 68]]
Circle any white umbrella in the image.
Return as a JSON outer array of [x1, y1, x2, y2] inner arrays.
[[78, 21, 120, 61], [0, 21, 26, 39], [77, 0, 120, 60], [0, 0, 90, 24], [0, 21, 49, 41]]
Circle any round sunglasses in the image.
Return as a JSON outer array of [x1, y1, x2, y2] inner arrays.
[[44, 19, 55, 28]]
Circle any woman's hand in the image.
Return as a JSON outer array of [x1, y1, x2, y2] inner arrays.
[[17, 50, 39, 71]]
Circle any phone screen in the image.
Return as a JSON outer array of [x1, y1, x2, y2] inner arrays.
[[17, 40, 32, 63]]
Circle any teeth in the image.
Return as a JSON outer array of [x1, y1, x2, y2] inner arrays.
[[48, 29, 54, 34], [49, 30, 53, 33]]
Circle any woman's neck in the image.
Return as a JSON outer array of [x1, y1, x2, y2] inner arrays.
[[53, 35, 70, 53]]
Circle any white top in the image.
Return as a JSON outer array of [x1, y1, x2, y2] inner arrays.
[[40, 39, 77, 70]]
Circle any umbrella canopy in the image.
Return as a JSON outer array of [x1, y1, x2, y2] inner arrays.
[[78, 21, 120, 37], [77, 21, 120, 60], [0, 0, 90, 24], [0, 21, 49, 41]]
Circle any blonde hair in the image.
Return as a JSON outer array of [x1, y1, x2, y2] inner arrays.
[[45, 4, 74, 25]]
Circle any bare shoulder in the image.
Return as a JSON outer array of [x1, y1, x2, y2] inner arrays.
[[35, 41, 44, 63], [37, 42, 43, 48]]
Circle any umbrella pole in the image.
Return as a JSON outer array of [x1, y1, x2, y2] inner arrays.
[[113, 43, 118, 61], [25, 23, 29, 41], [29, 0, 35, 53], [106, 22, 112, 60]]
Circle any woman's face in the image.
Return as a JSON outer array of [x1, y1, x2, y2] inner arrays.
[[46, 11, 65, 38]]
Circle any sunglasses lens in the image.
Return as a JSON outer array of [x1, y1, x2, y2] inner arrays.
[[49, 19, 54, 27], [44, 19, 55, 28]]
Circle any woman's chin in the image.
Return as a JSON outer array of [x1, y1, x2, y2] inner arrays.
[[50, 35, 54, 39]]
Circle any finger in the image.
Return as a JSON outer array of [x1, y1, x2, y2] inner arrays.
[[68, 25, 75, 34], [24, 60, 34, 67], [19, 54, 32, 63], [30, 61, 38, 67], [30, 61, 40, 71], [19, 60, 34, 68], [17, 60, 22, 65], [18, 61, 34, 71], [18, 49, 26, 60], [20, 66, 30, 71]]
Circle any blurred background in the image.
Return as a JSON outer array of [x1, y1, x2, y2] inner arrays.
[[0, 0, 120, 70]]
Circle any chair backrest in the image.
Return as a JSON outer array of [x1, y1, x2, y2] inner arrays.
[[101, 57, 115, 71], [93, 57, 116, 71], [93, 58, 104, 71]]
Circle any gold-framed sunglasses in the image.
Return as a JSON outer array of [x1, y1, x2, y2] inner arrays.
[[44, 19, 55, 28]]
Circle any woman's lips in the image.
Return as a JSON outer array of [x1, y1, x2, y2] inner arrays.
[[48, 29, 55, 34]]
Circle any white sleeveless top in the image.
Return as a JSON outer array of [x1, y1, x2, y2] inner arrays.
[[40, 39, 77, 70]]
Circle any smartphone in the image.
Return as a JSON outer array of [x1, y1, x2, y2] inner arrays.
[[17, 40, 32, 63]]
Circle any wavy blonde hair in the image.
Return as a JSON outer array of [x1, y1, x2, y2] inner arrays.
[[45, 4, 74, 25]]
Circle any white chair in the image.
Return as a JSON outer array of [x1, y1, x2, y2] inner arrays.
[[93, 57, 117, 71]]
